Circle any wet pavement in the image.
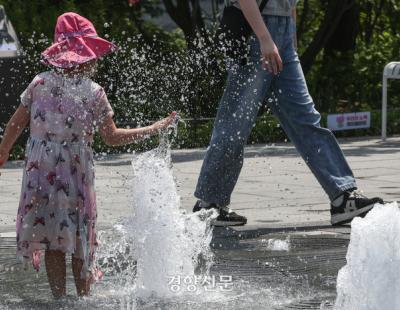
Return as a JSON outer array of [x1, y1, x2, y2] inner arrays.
[[0, 225, 349, 309], [212, 225, 350, 309]]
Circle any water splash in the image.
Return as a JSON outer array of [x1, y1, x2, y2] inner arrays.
[[263, 237, 290, 252], [94, 224, 137, 298], [128, 133, 217, 299], [335, 202, 400, 310], [1, 29, 225, 139]]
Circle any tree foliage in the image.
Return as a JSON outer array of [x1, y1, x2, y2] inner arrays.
[[1, 0, 399, 125]]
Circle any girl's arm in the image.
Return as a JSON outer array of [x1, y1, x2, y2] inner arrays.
[[0, 106, 30, 171], [238, 0, 282, 74], [99, 112, 176, 146]]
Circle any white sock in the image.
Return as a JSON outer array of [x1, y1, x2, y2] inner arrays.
[[331, 194, 344, 207], [199, 200, 211, 208]]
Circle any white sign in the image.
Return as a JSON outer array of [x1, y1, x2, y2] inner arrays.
[[0, 5, 20, 57], [327, 112, 371, 131]]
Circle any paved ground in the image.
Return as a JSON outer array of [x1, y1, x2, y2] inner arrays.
[[1, 136, 399, 236]]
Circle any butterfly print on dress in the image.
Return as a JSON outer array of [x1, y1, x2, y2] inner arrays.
[[24, 203, 34, 214], [56, 182, 69, 196], [71, 165, 77, 175], [40, 237, 51, 250], [27, 181, 35, 190], [33, 110, 46, 122], [55, 153, 65, 166], [83, 213, 90, 226], [47, 172, 56, 185], [60, 220, 69, 231], [68, 209, 77, 225], [45, 147, 51, 156], [51, 86, 63, 97], [45, 132, 56, 142], [71, 133, 79, 143], [27, 161, 39, 172], [42, 194, 49, 206], [78, 190, 85, 202], [33, 217, 45, 226], [74, 154, 81, 164], [21, 240, 30, 249], [16, 72, 104, 279], [57, 104, 64, 114]]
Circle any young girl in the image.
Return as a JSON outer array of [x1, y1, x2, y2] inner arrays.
[[0, 12, 175, 298]]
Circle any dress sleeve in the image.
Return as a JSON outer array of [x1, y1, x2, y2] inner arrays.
[[20, 75, 43, 111], [93, 87, 114, 125]]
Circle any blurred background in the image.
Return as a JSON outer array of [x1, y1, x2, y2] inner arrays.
[[0, 0, 399, 157]]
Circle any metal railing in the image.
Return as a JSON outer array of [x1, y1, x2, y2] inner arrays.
[[382, 62, 400, 140]]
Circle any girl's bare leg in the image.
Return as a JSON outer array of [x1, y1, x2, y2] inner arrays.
[[72, 254, 90, 296], [45, 250, 66, 299]]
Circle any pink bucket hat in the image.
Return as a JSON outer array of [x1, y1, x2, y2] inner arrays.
[[41, 12, 117, 68]]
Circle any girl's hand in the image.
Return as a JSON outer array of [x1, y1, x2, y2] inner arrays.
[[99, 112, 178, 146], [259, 36, 283, 75], [0, 149, 10, 176], [151, 112, 177, 132]]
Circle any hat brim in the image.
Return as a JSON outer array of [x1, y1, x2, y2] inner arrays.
[[41, 36, 117, 68]]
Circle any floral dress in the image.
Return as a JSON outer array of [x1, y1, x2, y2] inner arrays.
[[16, 71, 113, 279]]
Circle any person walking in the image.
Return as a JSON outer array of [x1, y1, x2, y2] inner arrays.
[[193, 0, 383, 226]]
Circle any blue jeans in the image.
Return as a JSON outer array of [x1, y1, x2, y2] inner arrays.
[[194, 15, 357, 206]]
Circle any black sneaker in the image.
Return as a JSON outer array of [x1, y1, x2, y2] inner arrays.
[[193, 200, 247, 226], [330, 191, 383, 226]]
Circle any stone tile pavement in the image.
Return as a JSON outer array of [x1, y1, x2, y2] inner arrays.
[[1, 136, 399, 236]]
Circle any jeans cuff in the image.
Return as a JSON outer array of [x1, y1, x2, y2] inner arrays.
[[330, 183, 358, 201], [194, 191, 230, 207]]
